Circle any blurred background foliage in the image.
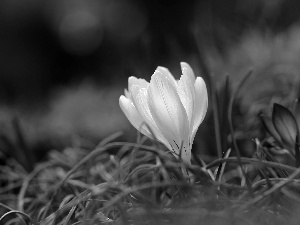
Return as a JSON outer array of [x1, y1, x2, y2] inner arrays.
[[1, 0, 300, 165]]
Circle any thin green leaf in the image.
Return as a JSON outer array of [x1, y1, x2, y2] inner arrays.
[[272, 103, 299, 152], [260, 114, 283, 147], [228, 69, 253, 194]]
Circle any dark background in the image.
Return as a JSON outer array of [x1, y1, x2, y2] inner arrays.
[[1, 0, 300, 167], [1, 0, 299, 102]]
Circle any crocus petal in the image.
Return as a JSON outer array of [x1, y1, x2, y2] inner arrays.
[[180, 62, 195, 83], [130, 85, 157, 131], [148, 69, 190, 157], [124, 89, 131, 99], [191, 77, 208, 140], [128, 76, 149, 89], [156, 66, 177, 87], [129, 85, 172, 149], [120, 62, 207, 166], [119, 95, 151, 138], [177, 62, 196, 127]]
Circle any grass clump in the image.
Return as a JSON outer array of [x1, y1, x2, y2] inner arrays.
[[1, 71, 300, 225], [2, 130, 300, 224]]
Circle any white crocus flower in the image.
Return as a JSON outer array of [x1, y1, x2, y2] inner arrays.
[[119, 62, 208, 165]]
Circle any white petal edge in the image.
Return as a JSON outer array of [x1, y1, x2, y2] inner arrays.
[[156, 66, 177, 88], [180, 62, 195, 83], [128, 85, 172, 150], [148, 69, 190, 157], [124, 89, 131, 99], [177, 62, 196, 127], [119, 95, 152, 138], [128, 76, 149, 90], [191, 77, 208, 139]]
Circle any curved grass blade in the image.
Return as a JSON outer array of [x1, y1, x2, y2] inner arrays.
[[228, 69, 253, 193]]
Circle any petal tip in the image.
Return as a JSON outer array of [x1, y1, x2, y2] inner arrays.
[[180, 62, 189, 68], [128, 76, 136, 82], [156, 66, 167, 70], [155, 67, 168, 77], [128, 76, 138, 87], [128, 76, 150, 90], [119, 95, 128, 106], [153, 66, 177, 86], [180, 62, 195, 81], [195, 76, 206, 86]]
